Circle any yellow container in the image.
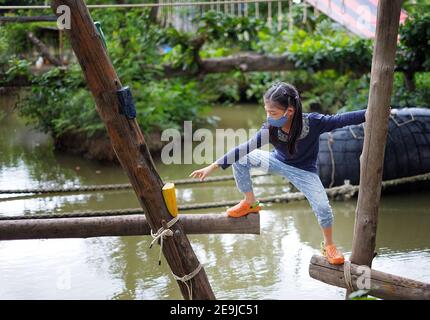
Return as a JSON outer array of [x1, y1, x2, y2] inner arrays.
[[162, 182, 179, 217]]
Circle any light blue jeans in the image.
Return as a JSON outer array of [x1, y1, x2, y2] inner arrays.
[[232, 149, 333, 228]]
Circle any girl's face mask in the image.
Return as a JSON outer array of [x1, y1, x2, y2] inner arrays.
[[267, 110, 288, 127]]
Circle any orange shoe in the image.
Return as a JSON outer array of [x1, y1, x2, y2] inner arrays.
[[227, 200, 261, 218], [321, 242, 345, 265]]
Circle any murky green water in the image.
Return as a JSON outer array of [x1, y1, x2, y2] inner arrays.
[[0, 100, 429, 299]]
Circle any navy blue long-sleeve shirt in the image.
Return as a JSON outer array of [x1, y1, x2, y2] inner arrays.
[[215, 110, 367, 174]]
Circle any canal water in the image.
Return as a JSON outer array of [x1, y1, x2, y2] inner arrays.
[[0, 101, 429, 299]]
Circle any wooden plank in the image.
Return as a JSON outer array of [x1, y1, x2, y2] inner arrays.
[[51, 0, 215, 300], [0, 213, 260, 240], [309, 255, 430, 300]]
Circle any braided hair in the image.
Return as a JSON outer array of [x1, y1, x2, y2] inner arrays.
[[263, 82, 303, 156]]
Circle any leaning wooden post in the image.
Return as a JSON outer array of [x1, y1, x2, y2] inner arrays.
[[348, 0, 403, 296], [51, 0, 215, 300]]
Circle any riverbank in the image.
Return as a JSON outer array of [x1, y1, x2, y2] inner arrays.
[[1, 92, 167, 163]]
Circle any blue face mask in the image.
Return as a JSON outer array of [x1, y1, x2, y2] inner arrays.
[[267, 112, 288, 127]]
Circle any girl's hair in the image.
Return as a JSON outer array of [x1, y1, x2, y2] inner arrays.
[[263, 82, 303, 155]]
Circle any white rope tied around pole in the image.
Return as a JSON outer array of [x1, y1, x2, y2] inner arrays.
[[149, 215, 202, 299], [149, 215, 180, 265], [172, 263, 203, 300], [344, 260, 355, 293]]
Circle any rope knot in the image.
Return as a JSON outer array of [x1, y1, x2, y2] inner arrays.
[[148, 215, 202, 300], [149, 215, 179, 265], [172, 264, 202, 300]]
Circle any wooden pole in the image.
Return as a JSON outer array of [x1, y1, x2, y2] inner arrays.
[[0, 213, 260, 240], [309, 255, 430, 300], [51, 0, 215, 300], [351, 0, 403, 268], [347, 0, 403, 298]]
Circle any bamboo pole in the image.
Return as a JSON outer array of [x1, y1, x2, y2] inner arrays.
[[347, 0, 403, 299], [50, 0, 215, 300], [309, 255, 430, 300], [0, 213, 260, 240]]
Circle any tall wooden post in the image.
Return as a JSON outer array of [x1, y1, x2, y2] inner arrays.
[[348, 0, 403, 295], [51, 0, 215, 300]]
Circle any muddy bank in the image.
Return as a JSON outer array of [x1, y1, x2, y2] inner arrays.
[[54, 130, 165, 163]]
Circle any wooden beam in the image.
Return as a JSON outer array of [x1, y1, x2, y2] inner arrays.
[[26, 31, 63, 66], [0, 16, 57, 23], [0, 213, 260, 241], [1, 52, 419, 88], [351, 0, 403, 267], [309, 255, 430, 300], [162, 52, 371, 77], [51, 0, 215, 300]]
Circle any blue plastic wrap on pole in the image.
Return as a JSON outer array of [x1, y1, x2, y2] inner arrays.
[[116, 86, 137, 119]]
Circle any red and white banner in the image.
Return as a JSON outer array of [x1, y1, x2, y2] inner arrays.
[[305, 0, 408, 38]]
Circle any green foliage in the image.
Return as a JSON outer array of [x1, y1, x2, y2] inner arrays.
[[403, 0, 430, 15], [11, 8, 213, 140], [0, 28, 9, 63], [198, 9, 429, 109], [392, 72, 430, 107], [1, 5, 429, 146], [3, 57, 31, 81], [398, 12, 430, 71], [0, 109, 6, 122], [19, 66, 212, 138], [93, 9, 166, 81], [299, 71, 370, 113], [196, 11, 268, 51], [18, 65, 98, 137], [160, 11, 268, 72]]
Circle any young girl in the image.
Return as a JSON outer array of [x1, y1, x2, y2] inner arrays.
[[190, 82, 367, 265]]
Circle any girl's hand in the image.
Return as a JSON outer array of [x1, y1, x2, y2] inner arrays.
[[189, 163, 219, 181]]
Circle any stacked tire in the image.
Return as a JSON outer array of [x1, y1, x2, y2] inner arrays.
[[317, 107, 430, 188]]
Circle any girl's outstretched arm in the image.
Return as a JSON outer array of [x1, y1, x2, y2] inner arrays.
[[213, 123, 270, 170], [312, 109, 367, 134], [313, 107, 391, 134], [189, 123, 270, 181]]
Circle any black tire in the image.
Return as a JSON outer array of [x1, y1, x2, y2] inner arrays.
[[317, 107, 430, 188]]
